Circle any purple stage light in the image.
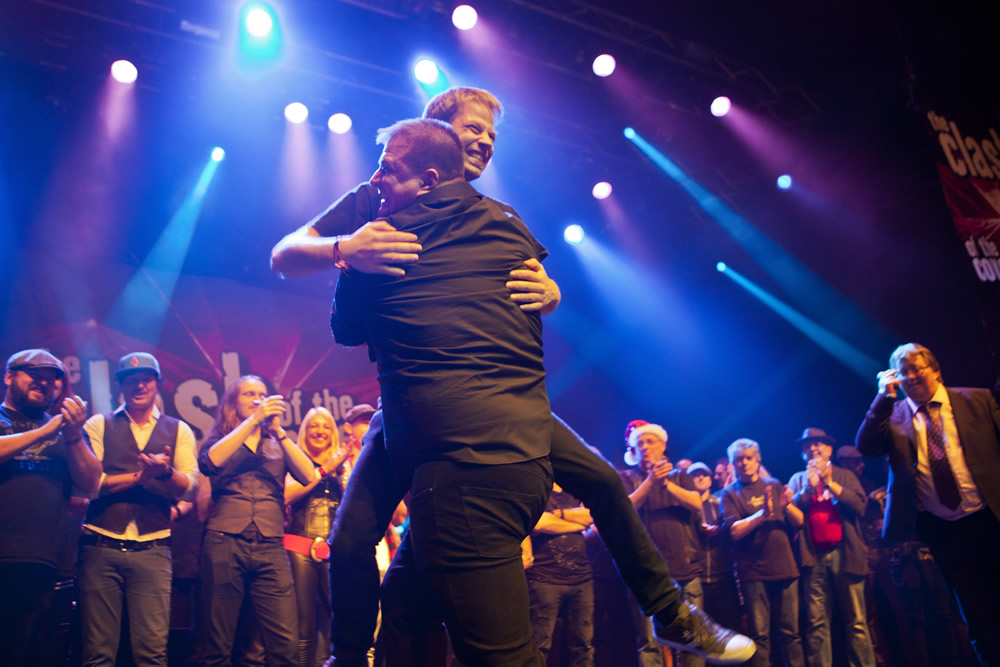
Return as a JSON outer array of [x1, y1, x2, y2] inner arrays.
[[111, 60, 138, 84], [284, 102, 308, 124], [328, 113, 352, 134], [452, 5, 478, 30], [592, 54, 616, 77], [710, 96, 731, 117], [592, 182, 612, 199]]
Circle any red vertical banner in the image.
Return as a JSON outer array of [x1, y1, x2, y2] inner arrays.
[[926, 110, 1000, 361]]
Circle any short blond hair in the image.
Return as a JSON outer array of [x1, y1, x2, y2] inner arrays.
[[422, 87, 503, 124], [889, 342, 941, 378]]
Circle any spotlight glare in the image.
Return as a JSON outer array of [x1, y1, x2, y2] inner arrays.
[[716, 261, 727, 272], [710, 96, 731, 118], [777, 174, 793, 190], [592, 182, 613, 200], [564, 224, 585, 245], [592, 54, 616, 77], [414, 59, 440, 84], [211, 147, 226, 162], [284, 102, 309, 124], [623, 127, 636, 139], [245, 6, 274, 37], [328, 113, 353, 134], [110, 59, 138, 84], [452, 5, 478, 30]]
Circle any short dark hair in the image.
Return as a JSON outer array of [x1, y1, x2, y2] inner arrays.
[[375, 118, 464, 182]]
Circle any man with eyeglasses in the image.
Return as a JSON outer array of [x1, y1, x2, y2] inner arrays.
[[856, 342, 1000, 665], [77, 352, 200, 666]]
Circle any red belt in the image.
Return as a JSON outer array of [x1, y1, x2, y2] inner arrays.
[[283, 534, 330, 562]]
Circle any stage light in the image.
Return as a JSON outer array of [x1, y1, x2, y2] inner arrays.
[[564, 224, 585, 245], [284, 102, 308, 124], [111, 60, 138, 84], [592, 182, 612, 200], [623, 127, 636, 139], [592, 54, 616, 77], [414, 59, 440, 84], [710, 96, 731, 118], [211, 147, 226, 162], [452, 5, 478, 30], [716, 261, 727, 272], [777, 174, 793, 190], [245, 5, 274, 37], [328, 113, 352, 134]]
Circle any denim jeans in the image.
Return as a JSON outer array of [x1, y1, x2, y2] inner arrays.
[[190, 531, 298, 666], [528, 579, 595, 666], [77, 541, 172, 666], [803, 548, 875, 667], [742, 578, 804, 667], [329, 413, 680, 665]]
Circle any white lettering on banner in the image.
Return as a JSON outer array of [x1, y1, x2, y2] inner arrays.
[[965, 235, 1000, 283], [928, 111, 1000, 180]]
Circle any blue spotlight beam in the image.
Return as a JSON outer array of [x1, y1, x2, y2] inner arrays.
[[624, 128, 896, 356], [106, 156, 221, 342], [718, 263, 881, 382]]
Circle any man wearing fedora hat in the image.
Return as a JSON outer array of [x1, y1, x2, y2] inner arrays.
[[0, 348, 101, 666], [77, 352, 200, 666], [787, 428, 874, 667]]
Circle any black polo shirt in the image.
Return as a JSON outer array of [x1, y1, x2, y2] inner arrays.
[[332, 180, 552, 472]]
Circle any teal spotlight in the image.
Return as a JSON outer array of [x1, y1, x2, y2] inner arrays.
[[211, 147, 225, 162], [777, 174, 793, 190], [716, 261, 727, 272], [238, 3, 282, 63], [623, 127, 636, 139], [414, 59, 440, 84], [564, 224, 585, 244]]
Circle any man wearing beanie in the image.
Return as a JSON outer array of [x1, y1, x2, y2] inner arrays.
[[77, 352, 200, 666], [0, 348, 101, 666]]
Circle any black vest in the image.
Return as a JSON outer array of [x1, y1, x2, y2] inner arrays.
[[85, 411, 180, 535]]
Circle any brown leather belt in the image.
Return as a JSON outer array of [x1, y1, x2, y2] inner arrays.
[[283, 534, 330, 562]]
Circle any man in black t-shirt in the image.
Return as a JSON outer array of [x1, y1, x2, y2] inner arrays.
[[332, 117, 553, 665], [721, 438, 805, 667], [527, 484, 595, 665], [0, 349, 101, 666]]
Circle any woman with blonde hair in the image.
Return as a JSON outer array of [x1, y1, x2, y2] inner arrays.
[[284, 407, 351, 666]]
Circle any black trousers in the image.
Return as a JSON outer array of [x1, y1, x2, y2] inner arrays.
[[328, 413, 680, 665], [918, 508, 1000, 666]]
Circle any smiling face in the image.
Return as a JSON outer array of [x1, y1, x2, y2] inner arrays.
[[637, 433, 667, 471], [121, 370, 159, 414], [304, 413, 336, 454], [801, 440, 833, 465], [4, 368, 62, 415], [448, 102, 496, 181], [369, 136, 428, 217], [896, 351, 942, 405]]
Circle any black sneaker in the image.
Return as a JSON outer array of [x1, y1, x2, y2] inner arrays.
[[653, 600, 756, 665]]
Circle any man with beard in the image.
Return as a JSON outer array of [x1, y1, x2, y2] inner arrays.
[[78, 352, 200, 666], [0, 349, 101, 666]]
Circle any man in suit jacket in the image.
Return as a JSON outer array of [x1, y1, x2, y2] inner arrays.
[[856, 342, 1000, 666]]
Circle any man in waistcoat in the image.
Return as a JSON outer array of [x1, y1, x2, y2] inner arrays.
[[78, 352, 200, 666]]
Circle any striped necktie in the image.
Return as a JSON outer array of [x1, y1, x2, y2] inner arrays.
[[919, 403, 961, 510]]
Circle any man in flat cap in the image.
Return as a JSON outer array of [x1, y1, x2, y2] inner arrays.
[[77, 352, 200, 666], [787, 428, 874, 667], [0, 348, 101, 666]]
